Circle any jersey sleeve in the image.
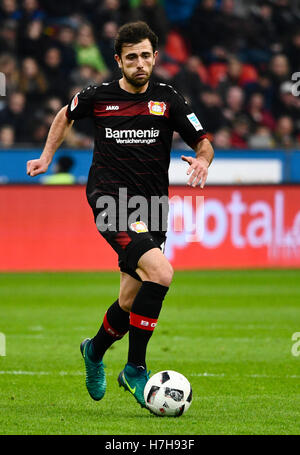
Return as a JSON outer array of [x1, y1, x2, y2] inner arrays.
[[66, 85, 97, 121], [169, 87, 207, 149]]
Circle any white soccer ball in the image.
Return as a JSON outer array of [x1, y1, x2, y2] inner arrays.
[[144, 370, 192, 417]]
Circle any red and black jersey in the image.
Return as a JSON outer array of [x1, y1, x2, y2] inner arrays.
[[66, 79, 207, 202]]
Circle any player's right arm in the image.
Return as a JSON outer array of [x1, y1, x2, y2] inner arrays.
[[27, 105, 73, 177]]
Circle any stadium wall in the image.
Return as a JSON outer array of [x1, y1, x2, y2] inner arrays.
[[1, 148, 300, 184], [1, 185, 300, 271]]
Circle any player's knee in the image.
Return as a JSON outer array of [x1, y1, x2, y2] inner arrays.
[[144, 262, 174, 287], [118, 297, 132, 312], [118, 293, 134, 312]]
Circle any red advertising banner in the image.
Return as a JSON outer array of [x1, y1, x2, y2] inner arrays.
[[0, 185, 300, 271]]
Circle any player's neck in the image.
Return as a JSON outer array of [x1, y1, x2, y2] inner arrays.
[[119, 77, 149, 94]]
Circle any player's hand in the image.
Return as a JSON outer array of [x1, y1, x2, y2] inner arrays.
[[181, 155, 209, 188], [26, 157, 49, 177]]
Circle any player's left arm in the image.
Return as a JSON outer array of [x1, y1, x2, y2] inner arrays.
[[181, 137, 214, 188], [169, 86, 214, 189]]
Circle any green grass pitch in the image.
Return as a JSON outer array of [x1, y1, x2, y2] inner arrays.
[[0, 270, 299, 435]]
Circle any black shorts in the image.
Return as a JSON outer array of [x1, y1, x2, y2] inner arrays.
[[90, 198, 167, 281]]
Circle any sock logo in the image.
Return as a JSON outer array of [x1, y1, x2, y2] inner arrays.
[[141, 320, 157, 328], [103, 312, 127, 339], [130, 313, 158, 331]]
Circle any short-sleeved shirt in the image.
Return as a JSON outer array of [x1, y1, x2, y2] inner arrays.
[[66, 79, 207, 206]]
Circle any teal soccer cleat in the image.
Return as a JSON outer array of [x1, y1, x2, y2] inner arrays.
[[118, 363, 150, 408], [80, 338, 106, 401]]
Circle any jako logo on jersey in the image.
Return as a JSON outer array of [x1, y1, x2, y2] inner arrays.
[[148, 101, 166, 116], [106, 105, 119, 110], [130, 221, 148, 233], [70, 92, 80, 111]]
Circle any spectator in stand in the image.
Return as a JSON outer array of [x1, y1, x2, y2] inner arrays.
[[70, 64, 102, 88], [55, 25, 77, 76], [248, 125, 275, 149], [246, 92, 276, 132], [0, 19, 18, 54], [197, 88, 226, 134], [212, 127, 232, 149], [286, 29, 300, 74], [164, 0, 198, 27], [244, 69, 274, 110], [99, 21, 119, 74], [0, 91, 30, 142], [269, 53, 291, 113], [189, 0, 221, 62], [75, 23, 109, 79], [0, 124, 15, 146], [0, 53, 20, 95], [0, 0, 22, 21], [269, 53, 291, 86], [242, 0, 277, 64], [17, 19, 48, 63], [21, 0, 44, 20], [44, 96, 63, 115], [37, 0, 80, 19], [18, 0, 45, 39], [171, 57, 206, 111], [230, 116, 250, 148], [30, 119, 48, 144], [42, 46, 70, 101], [273, 115, 296, 148], [223, 85, 245, 127], [92, 0, 125, 39], [215, 0, 245, 54], [18, 56, 48, 108], [150, 49, 174, 84], [217, 56, 244, 101], [272, 0, 300, 44], [130, 0, 169, 47], [273, 81, 300, 123]]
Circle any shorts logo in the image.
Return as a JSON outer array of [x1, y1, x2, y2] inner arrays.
[[148, 101, 166, 116], [70, 92, 80, 111], [130, 221, 148, 233], [187, 113, 203, 131]]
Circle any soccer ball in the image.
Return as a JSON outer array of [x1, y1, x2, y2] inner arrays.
[[144, 370, 192, 417]]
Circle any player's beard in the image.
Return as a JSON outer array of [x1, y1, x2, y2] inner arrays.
[[122, 69, 152, 88]]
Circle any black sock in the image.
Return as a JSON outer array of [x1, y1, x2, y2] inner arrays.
[[128, 281, 169, 368], [91, 300, 129, 361]]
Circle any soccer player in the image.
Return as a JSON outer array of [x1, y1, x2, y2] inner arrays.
[[27, 21, 214, 409]]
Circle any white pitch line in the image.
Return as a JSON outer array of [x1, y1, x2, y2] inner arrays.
[[191, 372, 300, 379], [0, 370, 113, 376], [0, 370, 299, 379]]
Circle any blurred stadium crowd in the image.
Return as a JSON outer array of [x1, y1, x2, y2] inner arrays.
[[0, 0, 300, 150]]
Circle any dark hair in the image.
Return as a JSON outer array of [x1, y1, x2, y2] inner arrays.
[[57, 156, 74, 173], [115, 21, 158, 57]]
